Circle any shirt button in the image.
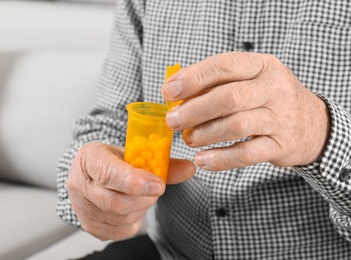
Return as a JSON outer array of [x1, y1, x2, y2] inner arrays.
[[339, 168, 351, 182], [215, 208, 228, 217], [243, 41, 254, 51]]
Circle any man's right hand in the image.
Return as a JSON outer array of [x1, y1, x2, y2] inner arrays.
[[67, 142, 195, 241]]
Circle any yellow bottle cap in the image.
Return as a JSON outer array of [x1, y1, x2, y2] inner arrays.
[[164, 64, 183, 110]]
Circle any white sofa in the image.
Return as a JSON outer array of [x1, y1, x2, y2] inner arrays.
[[0, 1, 125, 259]]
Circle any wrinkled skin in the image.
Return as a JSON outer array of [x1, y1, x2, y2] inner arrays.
[[162, 52, 330, 170], [68, 51, 330, 241], [68, 143, 195, 241]]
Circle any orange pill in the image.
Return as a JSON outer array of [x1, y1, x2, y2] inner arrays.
[[130, 161, 138, 168], [135, 139, 147, 151], [153, 150, 163, 160], [134, 157, 146, 167], [146, 141, 157, 152], [157, 158, 167, 167], [147, 158, 158, 168], [157, 137, 171, 151], [149, 133, 160, 141], [131, 144, 141, 154], [132, 136, 143, 143], [124, 151, 134, 163], [153, 167, 162, 177], [141, 150, 153, 160]]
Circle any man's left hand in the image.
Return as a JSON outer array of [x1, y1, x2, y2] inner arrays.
[[162, 52, 330, 171]]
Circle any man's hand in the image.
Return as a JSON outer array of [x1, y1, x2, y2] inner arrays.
[[68, 142, 195, 241], [162, 52, 330, 171]]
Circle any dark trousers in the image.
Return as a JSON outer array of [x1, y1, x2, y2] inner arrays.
[[73, 235, 161, 260]]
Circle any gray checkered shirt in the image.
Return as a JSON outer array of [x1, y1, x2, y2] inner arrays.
[[57, 1, 351, 259]]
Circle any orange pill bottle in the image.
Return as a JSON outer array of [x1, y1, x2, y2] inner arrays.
[[124, 102, 173, 183]]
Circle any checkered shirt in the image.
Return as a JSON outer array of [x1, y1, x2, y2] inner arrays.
[[57, 0, 351, 259]]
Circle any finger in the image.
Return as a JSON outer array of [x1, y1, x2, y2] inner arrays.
[[167, 158, 196, 184], [194, 135, 280, 171], [77, 143, 165, 196], [81, 201, 148, 227], [183, 107, 277, 147], [162, 52, 270, 101], [166, 79, 272, 130], [100, 210, 147, 227], [81, 217, 144, 241], [90, 187, 159, 215]]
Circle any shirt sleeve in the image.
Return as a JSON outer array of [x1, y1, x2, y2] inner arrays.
[[56, 0, 145, 227], [294, 94, 351, 242]]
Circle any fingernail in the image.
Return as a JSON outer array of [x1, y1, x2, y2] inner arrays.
[[146, 182, 163, 195], [195, 154, 207, 168], [164, 80, 183, 98], [166, 109, 180, 129], [183, 129, 193, 145]]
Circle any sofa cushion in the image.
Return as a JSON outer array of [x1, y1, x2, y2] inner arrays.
[[58, 0, 116, 5], [0, 1, 114, 51], [27, 212, 149, 260], [26, 230, 111, 260], [0, 51, 103, 189], [0, 0, 114, 188], [0, 182, 77, 260]]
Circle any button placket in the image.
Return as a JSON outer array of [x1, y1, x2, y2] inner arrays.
[[236, 0, 259, 52]]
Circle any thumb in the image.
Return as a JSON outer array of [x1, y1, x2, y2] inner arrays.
[[166, 158, 196, 184]]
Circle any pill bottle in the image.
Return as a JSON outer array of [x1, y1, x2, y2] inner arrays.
[[124, 102, 173, 183]]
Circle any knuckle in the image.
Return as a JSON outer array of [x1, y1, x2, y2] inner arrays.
[[237, 145, 255, 166], [82, 224, 108, 241], [194, 54, 232, 85], [210, 55, 228, 79], [215, 154, 228, 171], [95, 163, 113, 187], [182, 102, 198, 126], [214, 86, 242, 117], [121, 172, 135, 188], [228, 85, 242, 109], [78, 142, 98, 159], [112, 222, 142, 240], [119, 172, 143, 195], [225, 52, 236, 65], [75, 146, 88, 174], [260, 54, 280, 76], [221, 53, 237, 74], [234, 116, 249, 135], [263, 53, 279, 66], [77, 142, 102, 173], [129, 221, 143, 235], [193, 65, 208, 85]]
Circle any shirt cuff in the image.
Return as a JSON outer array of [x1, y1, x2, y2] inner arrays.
[[294, 93, 351, 216]]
